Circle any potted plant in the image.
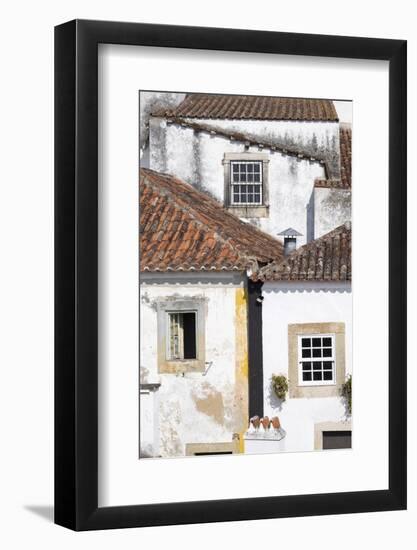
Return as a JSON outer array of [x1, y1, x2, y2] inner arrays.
[[271, 374, 288, 402], [340, 374, 352, 415]]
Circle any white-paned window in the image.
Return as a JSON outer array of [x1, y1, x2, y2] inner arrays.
[[230, 161, 263, 205], [298, 334, 336, 385]]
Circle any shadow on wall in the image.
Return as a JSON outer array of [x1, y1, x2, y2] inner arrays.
[[267, 381, 285, 412], [306, 189, 315, 243]]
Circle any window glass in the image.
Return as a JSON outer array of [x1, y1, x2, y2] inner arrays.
[[230, 161, 262, 205], [299, 334, 335, 384]]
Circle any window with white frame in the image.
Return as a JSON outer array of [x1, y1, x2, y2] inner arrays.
[[167, 311, 197, 360], [230, 161, 263, 205], [298, 334, 336, 385]]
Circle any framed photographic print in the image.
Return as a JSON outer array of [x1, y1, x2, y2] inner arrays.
[[55, 20, 407, 530]]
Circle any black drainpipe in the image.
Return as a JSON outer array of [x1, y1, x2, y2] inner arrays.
[[247, 278, 264, 418]]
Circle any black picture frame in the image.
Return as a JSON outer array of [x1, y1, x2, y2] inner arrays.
[[55, 19, 407, 531]]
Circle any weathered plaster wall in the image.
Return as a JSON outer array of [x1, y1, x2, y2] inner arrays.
[[314, 187, 352, 239], [149, 118, 327, 246], [139, 92, 186, 166], [262, 281, 352, 452], [139, 273, 248, 458], [183, 118, 341, 178]]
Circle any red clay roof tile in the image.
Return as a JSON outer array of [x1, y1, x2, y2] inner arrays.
[[153, 94, 339, 122], [315, 125, 352, 189], [253, 223, 351, 282], [140, 168, 283, 272]]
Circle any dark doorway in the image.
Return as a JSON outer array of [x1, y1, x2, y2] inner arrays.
[[323, 430, 352, 449]]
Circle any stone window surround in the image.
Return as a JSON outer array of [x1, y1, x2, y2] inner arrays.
[[157, 297, 206, 374], [314, 421, 352, 450], [288, 322, 346, 398], [223, 152, 270, 218], [185, 441, 239, 456]]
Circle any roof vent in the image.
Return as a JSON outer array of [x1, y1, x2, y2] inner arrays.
[[278, 227, 303, 256]]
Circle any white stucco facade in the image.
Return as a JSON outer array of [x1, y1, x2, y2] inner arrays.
[[314, 187, 352, 240], [261, 281, 352, 452], [139, 273, 249, 458]]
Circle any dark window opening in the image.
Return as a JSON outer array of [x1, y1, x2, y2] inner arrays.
[[183, 312, 196, 359], [168, 311, 197, 360]]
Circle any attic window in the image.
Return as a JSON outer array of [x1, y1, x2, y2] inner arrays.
[[230, 161, 263, 205]]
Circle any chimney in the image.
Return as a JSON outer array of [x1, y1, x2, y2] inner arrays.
[[277, 228, 303, 256]]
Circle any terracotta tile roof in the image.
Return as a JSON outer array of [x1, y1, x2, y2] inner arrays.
[[315, 125, 352, 189], [340, 125, 352, 188], [153, 94, 339, 122], [140, 168, 283, 272], [253, 223, 351, 282]]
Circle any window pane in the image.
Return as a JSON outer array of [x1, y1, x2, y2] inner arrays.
[[323, 348, 332, 357], [230, 163, 262, 204], [302, 348, 311, 358], [303, 372, 312, 381], [323, 337, 332, 347], [313, 362, 322, 370], [313, 372, 322, 381], [302, 338, 311, 347], [323, 361, 333, 370], [312, 337, 321, 347], [312, 348, 322, 358], [302, 362, 312, 371], [323, 371, 333, 381], [168, 312, 182, 359]]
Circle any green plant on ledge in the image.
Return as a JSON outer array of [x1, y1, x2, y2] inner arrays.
[[341, 374, 352, 415], [271, 374, 288, 401]]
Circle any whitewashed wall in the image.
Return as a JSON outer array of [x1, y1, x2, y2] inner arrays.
[[262, 281, 352, 452], [149, 118, 328, 246], [140, 273, 246, 458], [314, 187, 352, 239], [182, 118, 340, 168]]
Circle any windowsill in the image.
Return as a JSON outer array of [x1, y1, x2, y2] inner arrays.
[[158, 359, 205, 374], [289, 383, 341, 398], [226, 205, 269, 218]]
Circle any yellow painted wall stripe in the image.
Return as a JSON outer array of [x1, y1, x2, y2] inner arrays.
[[235, 286, 249, 453]]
